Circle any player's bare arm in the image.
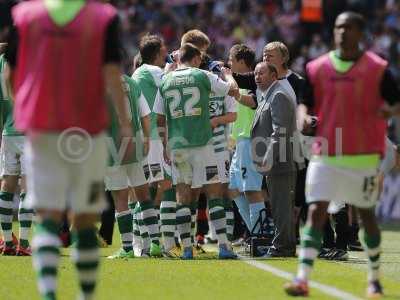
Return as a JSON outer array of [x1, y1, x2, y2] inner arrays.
[[210, 112, 237, 129], [156, 113, 169, 163], [141, 114, 151, 156], [103, 64, 133, 136], [297, 103, 315, 133]]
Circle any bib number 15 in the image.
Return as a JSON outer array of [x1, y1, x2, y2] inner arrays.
[[165, 87, 201, 119]]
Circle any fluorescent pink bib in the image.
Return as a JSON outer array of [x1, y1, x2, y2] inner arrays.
[[12, 0, 116, 134], [306, 51, 387, 156]]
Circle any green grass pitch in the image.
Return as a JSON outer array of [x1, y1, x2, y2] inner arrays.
[[0, 223, 399, 299]]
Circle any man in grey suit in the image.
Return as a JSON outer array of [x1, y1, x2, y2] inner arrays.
[[250, 62, 298, 257]]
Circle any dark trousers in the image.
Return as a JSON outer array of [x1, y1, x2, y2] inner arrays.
[[197, 192, 208, 236], [322, 205, 350, 250], [267, 172, 297, 253], [98, 191, 115, 245], [295, 164, 308, 242]]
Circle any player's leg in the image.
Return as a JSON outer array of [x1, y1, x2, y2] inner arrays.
[[25, 134, 69, 299], [134, 182, 162, 257], [146, 140, 165, 232], [245, 190, 265, 234], [128, 189, 142, 256], [159, 179, 179, 256], [15, 136, 34, 255], [0, 175, 18, 254], [358, 208, 384, 298], [33, 210, 64, 300], [241, 139, 265, 234], [146, 140, 164, 203], [177, 191, 193, 256], [69, 133, 108, 300], [131, 158, 161, 256], [284, 201, 329, 296], [199, 146, 236, 259], [222, 184, 234, 243], [110, 189, 135, 258], [17, 175, 34, 255], [148, 139, 178, 255], [230, 190, 251, 232], [71, 212, 100, 300], [285, 158, 333, 296], [135, 201, 151, 257], [175, 183, 193, 259], [176, 183, 193, 259], [0, 136, 21, 254], [216, 151, 234, 242], [195, 146, 224, 248], [228, 144, 251, 231], [190, 188, 200, 246], [128, 162, 156, 257], [104, 166, 134, 259], [204, 183, 225, 243], [170, 148, 195, 259]]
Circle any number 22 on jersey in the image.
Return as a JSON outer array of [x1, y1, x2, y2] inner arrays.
[[166, 87, 201, 119]]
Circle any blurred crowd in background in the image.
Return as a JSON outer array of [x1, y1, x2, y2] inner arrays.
[[111, 0, 400, 85]]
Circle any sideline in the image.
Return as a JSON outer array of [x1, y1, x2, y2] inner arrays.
[[239, 256, 364, 300]]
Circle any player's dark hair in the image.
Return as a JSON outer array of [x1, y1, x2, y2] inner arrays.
[[339, 11, 366, 31], [230, 44, 255, 69], [199, 53, 211, 70], [139, 34, 164, 64], [180, 43, 201, 63], [132, 53, 142, 72]]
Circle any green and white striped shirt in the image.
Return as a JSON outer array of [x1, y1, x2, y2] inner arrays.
[[209, 93, 236, 153]]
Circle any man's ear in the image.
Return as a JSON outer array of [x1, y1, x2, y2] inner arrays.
[[196, 55, 202, 67]]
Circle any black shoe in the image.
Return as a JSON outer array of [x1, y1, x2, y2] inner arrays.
[[318, 248, 332, 259], [328, 249, 349, 261], [262, 247, 296, 258], [348, 241, 364, 252]]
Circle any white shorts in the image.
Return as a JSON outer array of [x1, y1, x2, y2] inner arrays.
[[146, 139, 171, 183], [0, 135, 26, 176], [215, 150, 230, 184], [306, 158, 379, 213], [171, 144, 219, 188], [25, 132, 107, 214], [105, 161, 148, 190]]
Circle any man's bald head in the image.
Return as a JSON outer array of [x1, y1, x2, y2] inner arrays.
[[254, 62, 278, 91]]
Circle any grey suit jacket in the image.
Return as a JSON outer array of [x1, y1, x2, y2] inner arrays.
[[250, 81, 298, 176]]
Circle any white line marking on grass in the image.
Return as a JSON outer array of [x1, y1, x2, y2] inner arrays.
[[239, 257, 363, 300]]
